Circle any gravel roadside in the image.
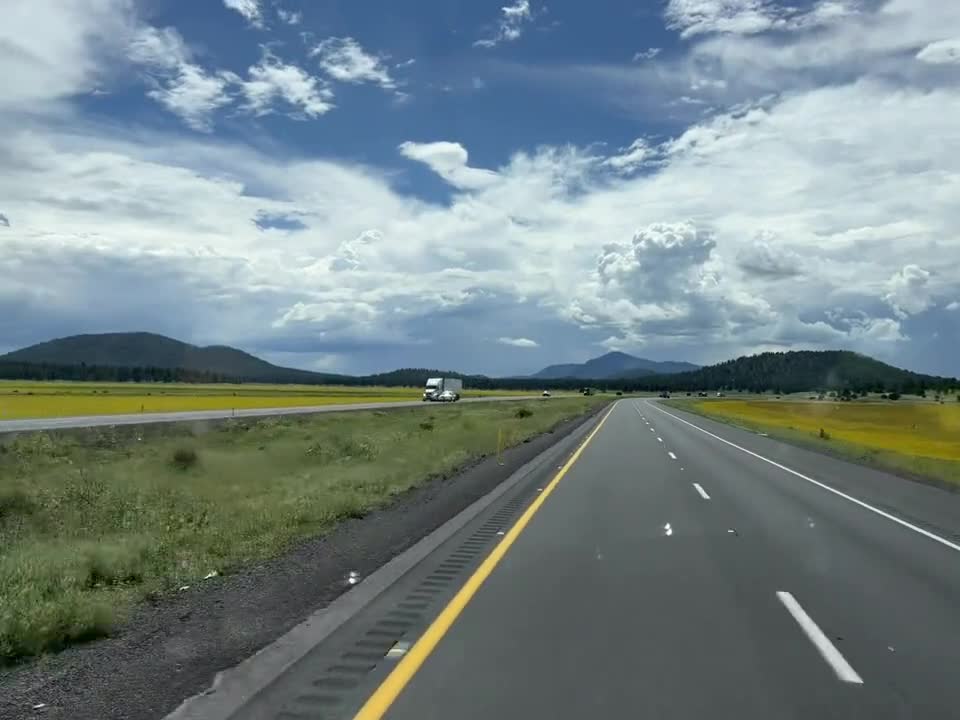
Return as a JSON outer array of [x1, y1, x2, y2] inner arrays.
[[0, 403, 608, 720]]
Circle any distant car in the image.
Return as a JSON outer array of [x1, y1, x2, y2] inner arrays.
[[437, 390, 458, 402], [659, 391, 670, 398], [542, 390, 551, 397], [698, 392, 708, 397], [716, 392, 725, 397]]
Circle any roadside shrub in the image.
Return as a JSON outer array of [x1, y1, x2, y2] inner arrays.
[[514, 407, 534, 419], [305, 441, 328, 459], [170, 447, 198, 470], [888, 392, 901, 401], [307, 436, 379, 461], [338, 436, 379, 460], [0, 487, 35, 522], [818, 428, 831, 440], [419, 420, 435, 431]]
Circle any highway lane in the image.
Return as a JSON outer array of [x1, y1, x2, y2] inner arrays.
[[336, 398, 960, 720], [0, 395, 535, 434]]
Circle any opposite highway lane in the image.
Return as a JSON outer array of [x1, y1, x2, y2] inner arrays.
[[0, 396, 535, 434]]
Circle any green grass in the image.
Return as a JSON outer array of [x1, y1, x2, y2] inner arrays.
[[0, 397, 605, 663], [666, 399, 960, 489]]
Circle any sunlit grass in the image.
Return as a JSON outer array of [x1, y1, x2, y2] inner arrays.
[[0, 381, 527, 420], [671, 398, 960, 486], [0, 396, 604, 663]]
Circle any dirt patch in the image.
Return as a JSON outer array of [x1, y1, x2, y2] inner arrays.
[[0, 403, 607, 720]]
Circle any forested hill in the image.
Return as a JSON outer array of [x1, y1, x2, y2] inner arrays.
[[2, 334, 955, 393], [621, 351, 957, 394], [0, 361, 593, 391], [0, 333, 350, 385]]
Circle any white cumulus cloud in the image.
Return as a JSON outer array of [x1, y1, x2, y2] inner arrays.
[[311, 37, 396, 89], [475, 0, 535, 48], [149, 66, 238, 131], [128, 26, 237, 131], [0, 0, 135, 111], [497, 337, 539, 347], [885, 265, 933, 317], [603, 139, 655, 174], [127, 26, 190, 70], [917, 38, 960, 65], [633, 48, 662, 61], [398, 141, 500, 190], [330, 230, 382, 272], [223, 0, 264, 28], [736, 235, 803, 277], [277, 8, 302, 25], [242, 51, 335, 118], [665, 0, 791, 37]]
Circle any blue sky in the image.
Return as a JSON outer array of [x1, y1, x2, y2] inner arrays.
[[1, 0, 959, 376]]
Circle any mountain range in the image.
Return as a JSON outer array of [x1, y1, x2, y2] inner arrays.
[[1, 332, 955, 393], [531, 351, 699, 380], [0, 332, 347, 384]]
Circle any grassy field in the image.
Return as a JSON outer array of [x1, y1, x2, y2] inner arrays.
[[669, 398, 960, 487], [0, 381, 526, 420], [0, 396, 605, 663]]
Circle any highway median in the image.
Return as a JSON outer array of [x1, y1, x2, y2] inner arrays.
[[0, 396, 605, 666]]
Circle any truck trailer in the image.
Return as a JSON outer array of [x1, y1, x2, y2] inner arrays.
[[422, 377, 463, 402]]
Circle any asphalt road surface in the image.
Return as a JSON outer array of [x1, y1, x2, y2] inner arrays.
[[224, 398, 960, 720], [0, 396, 534, 434]]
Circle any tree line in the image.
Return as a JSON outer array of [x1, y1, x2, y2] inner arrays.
[[613, 351, 958, 395], [1, 351, 955, 395], [0, 361, 235, 384]]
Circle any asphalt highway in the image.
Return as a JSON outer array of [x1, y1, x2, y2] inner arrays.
[[238, 397, 960, 720], [0, 396, 534, 434]]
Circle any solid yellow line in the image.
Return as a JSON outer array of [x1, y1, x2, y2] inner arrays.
[[352, 401, 617, 720]]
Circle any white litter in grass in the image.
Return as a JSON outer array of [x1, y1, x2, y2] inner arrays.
[[346, 570, 361, 586], [178, 585, 190, 592], [203, 571, 219, 580]]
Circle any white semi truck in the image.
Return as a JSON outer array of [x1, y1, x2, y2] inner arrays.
[[422, 377, 463, 402]]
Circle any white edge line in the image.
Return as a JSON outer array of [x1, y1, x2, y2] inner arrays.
[[668, 451, 677, 460], [692, 482, 710, 500], [644, 401, 960, 554], [776, 591, 863, 684]]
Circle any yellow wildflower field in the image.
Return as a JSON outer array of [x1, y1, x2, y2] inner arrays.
[[0, 381, 525, 420], [688, 399, 960, 466]]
